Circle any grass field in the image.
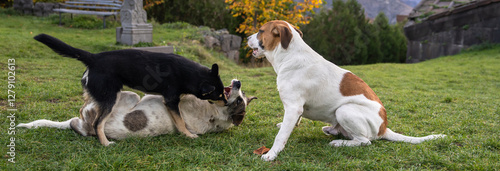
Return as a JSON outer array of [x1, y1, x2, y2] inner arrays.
[[1, 10, 499, 170]]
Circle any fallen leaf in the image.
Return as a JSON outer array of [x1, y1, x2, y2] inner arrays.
[[253, 146, 270, 155]]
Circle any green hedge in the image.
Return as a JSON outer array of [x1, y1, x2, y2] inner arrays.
[[301, 0, 407, 65]]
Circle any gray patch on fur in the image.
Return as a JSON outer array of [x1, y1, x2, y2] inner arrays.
[[123, 110, 148, 132]]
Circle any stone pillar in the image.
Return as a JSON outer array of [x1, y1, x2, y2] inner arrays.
[[116, 0, 153, 45]]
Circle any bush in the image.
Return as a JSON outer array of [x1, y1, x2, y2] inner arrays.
[[301, 0, 407, 65], [0, 7, 20, 15], [146, 0, 241, 34], [373, 13, 407, 63], [1, 0, 13, 8]]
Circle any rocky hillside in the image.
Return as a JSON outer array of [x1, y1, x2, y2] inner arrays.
[[358, 0, 412, 23], [320, 0, 417, 24], [401, 0, 421, 7]]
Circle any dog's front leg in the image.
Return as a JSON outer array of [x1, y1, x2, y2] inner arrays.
[[262, 105, 303, 161], [276, 116, 302, 128]]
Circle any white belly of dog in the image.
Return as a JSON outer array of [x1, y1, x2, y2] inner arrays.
[[105, 95, 176, 139]]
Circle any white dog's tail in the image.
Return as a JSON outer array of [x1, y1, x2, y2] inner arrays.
[[381, 128, 446, 144], [17, 117, 78, 129]]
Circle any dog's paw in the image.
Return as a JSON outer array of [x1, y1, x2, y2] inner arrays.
[[329, 140, 347, 147], [261, 153, 277, 161], [187, 134, 199, 139], [103, 141, 115, 146]]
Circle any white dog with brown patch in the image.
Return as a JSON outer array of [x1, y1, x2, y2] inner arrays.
[[18, 79, 256, 141], [247, 20, 445, 161]]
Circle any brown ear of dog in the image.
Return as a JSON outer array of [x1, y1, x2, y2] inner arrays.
[[260, 20, 303, 50], [272, 24, 292, 49], [271, 20, 303, 49]]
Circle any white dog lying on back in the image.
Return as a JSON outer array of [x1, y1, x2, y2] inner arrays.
[[247, 20, 445, 161], [18, 79, 256, 140]]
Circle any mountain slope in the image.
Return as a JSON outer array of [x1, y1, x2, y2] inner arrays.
[[321, 0, 414, 24]]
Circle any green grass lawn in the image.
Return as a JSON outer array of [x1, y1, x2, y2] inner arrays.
[[1, 10, 499, 170]]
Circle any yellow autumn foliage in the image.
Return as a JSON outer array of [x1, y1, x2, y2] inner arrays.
[[225, 0, 322, 36]]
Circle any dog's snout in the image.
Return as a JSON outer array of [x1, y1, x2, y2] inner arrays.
[[233, 81, 241, 89]]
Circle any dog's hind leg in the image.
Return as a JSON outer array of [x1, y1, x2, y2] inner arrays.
[[168, 108, 198, 138], [322, 124, 342, 136], [17, 118, 77, 129], [89, 90, 118, 146], [329, 103, 382, 147], [70, 117, 94, 137], [93, 100, 116, 146], [86, 75, 122, 146], [165, 96, 198, 138], [93, 104, 114, 146]]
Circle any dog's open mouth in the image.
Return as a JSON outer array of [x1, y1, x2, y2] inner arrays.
[[252, 48, 259, 57], [224, 82, 233, 99]]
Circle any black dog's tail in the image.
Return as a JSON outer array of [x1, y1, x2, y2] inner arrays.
[[34, 34, 94, 66]]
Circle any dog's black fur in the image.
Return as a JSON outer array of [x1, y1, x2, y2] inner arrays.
[[34, 34, 227, 144]]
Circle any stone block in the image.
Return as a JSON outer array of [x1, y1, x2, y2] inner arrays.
[[204, 36, 220, 49], [22, 0, 33, 15], [132, 46, 174, 54], [225, 50, 240, 63], [13, 0, 23, 12], [230, 35, 242, 50], [220, 34, 232, 52], [117, 0, 153, 46], [43, 3, 56, 16], [116, 24, 153, 45], [220, 34, 242, 52], [33, 3, 43, 17]]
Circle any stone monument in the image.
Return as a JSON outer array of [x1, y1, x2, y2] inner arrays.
[[116, 0, 153, 45]]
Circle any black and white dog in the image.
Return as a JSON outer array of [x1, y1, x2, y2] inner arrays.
[[19, 79, 256, 140], [34, 34, 227, 146]]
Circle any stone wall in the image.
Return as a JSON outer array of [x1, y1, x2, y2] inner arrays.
[[13, 0, 59, 16], [404, 1, 500, 63], [203, 29, 242, 63]]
